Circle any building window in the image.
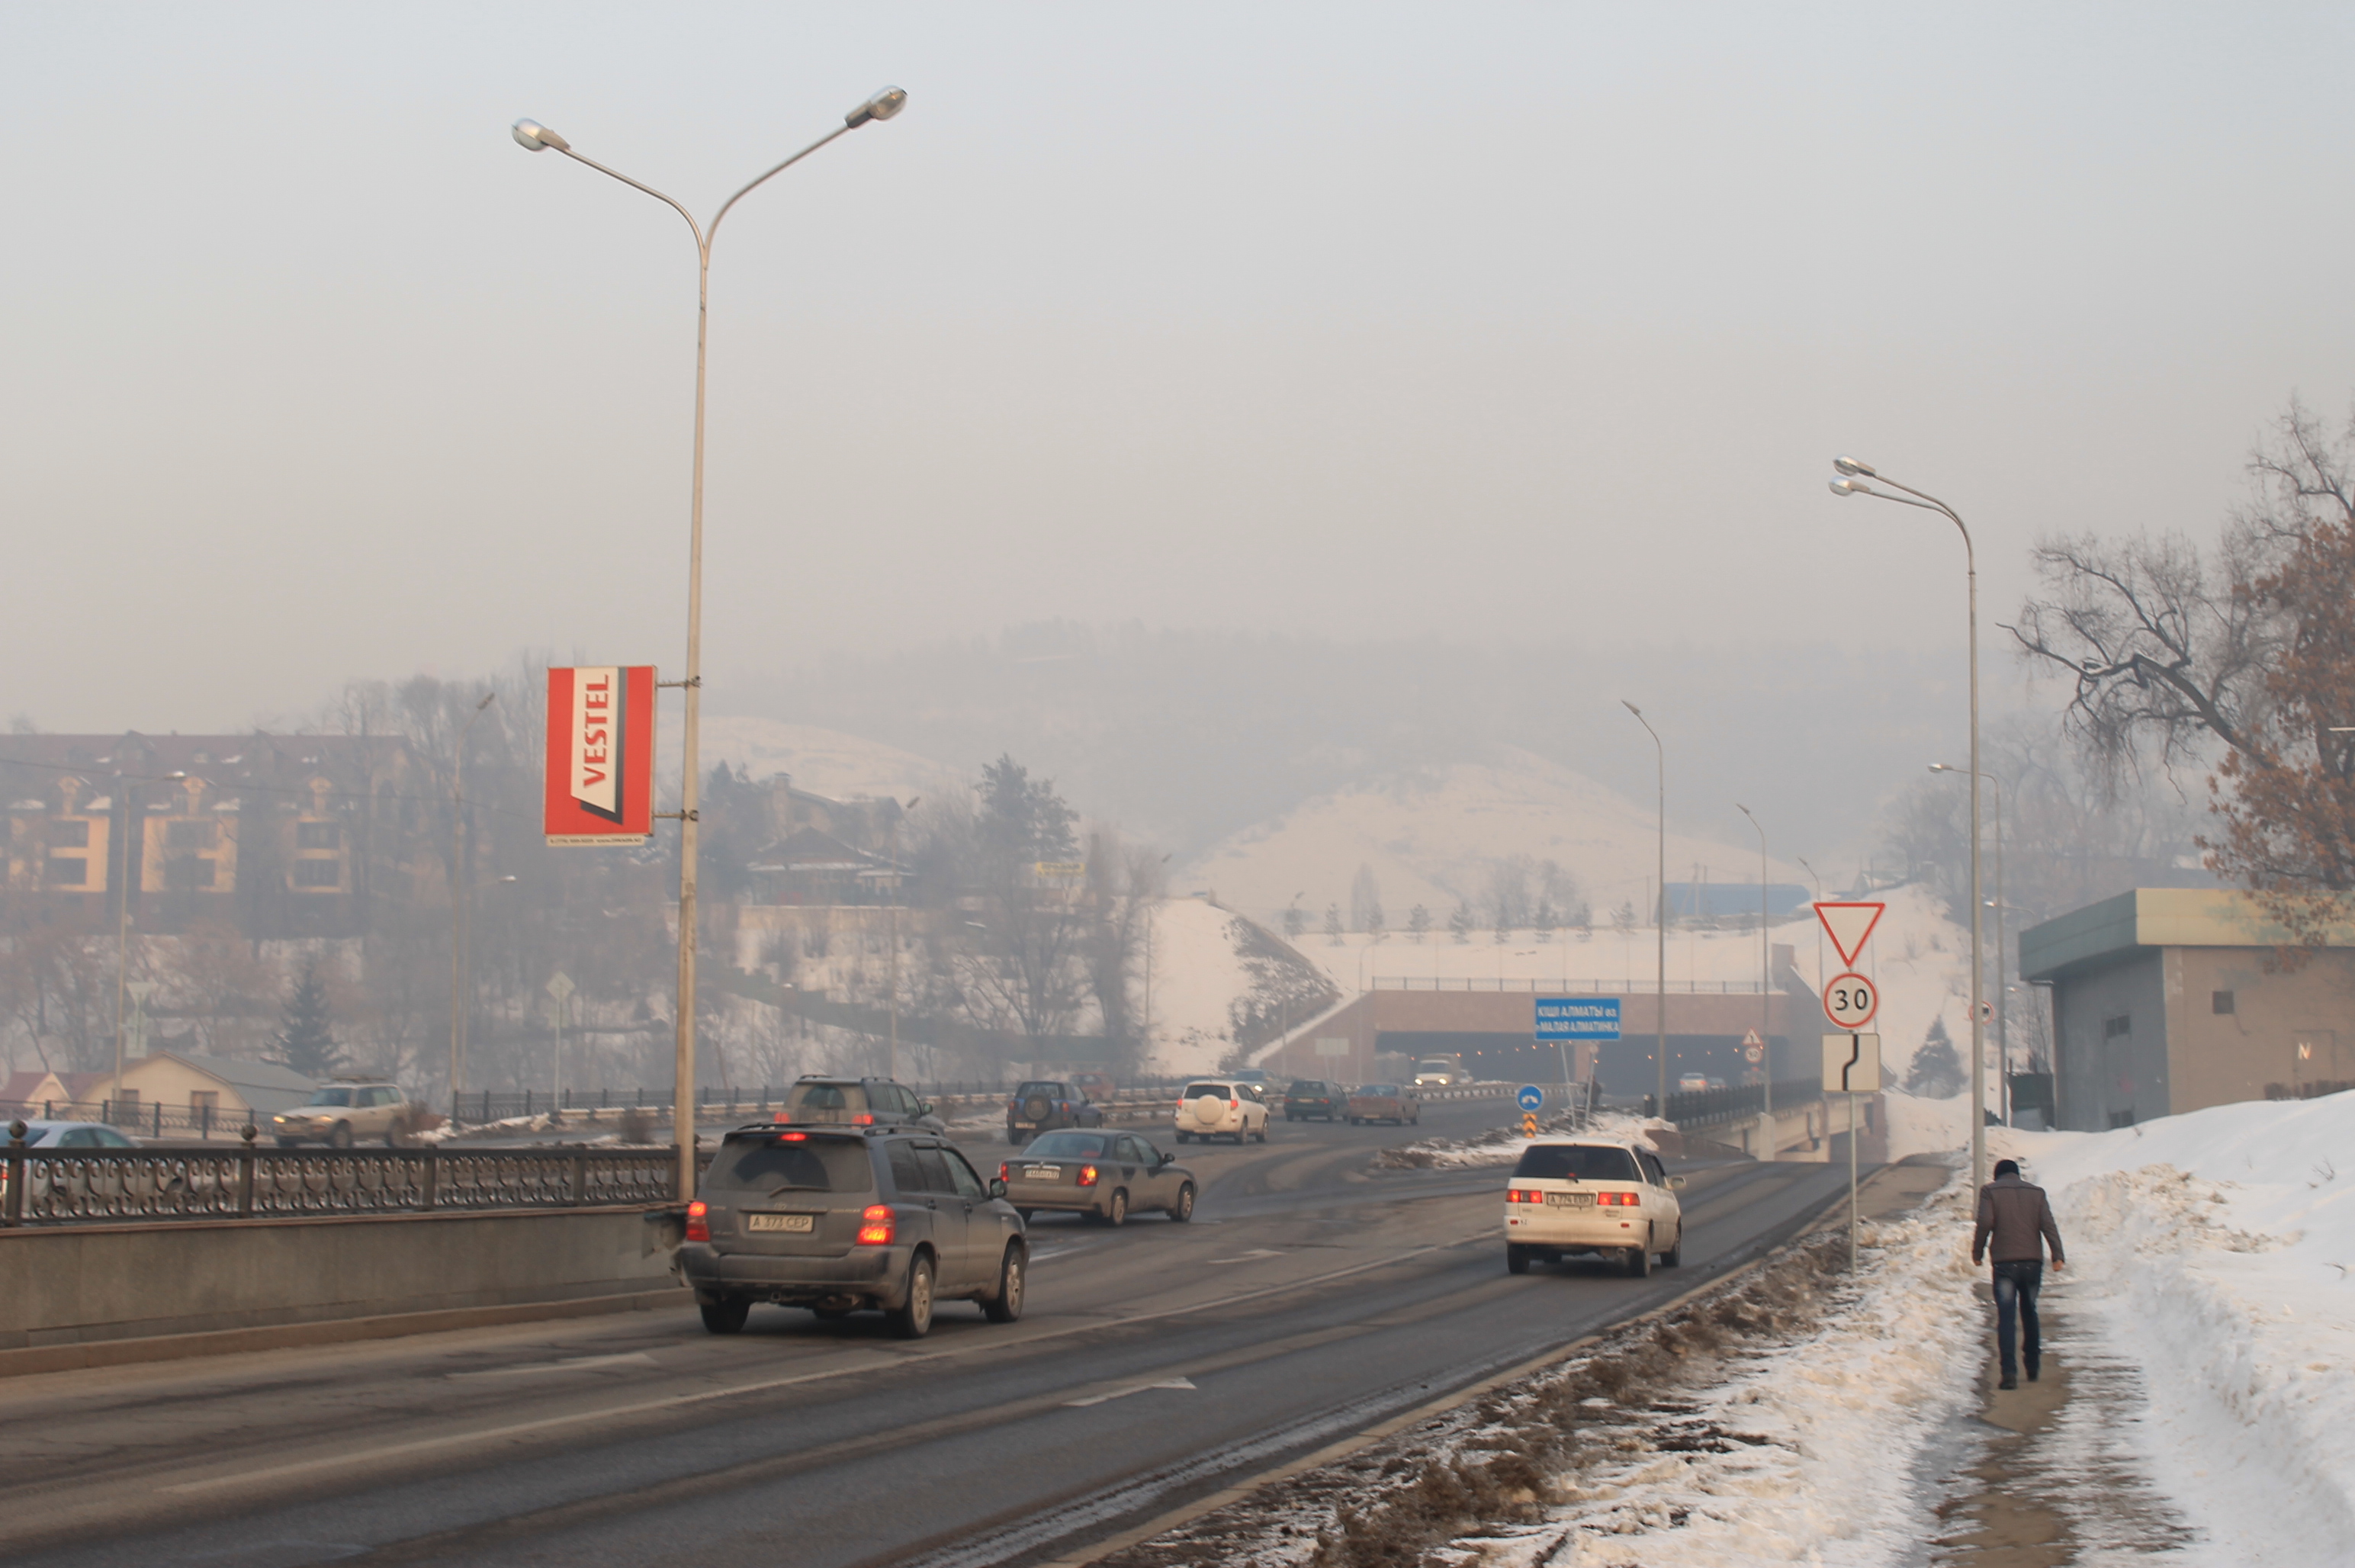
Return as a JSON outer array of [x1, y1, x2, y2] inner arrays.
[[2103, 1014, 2132, 1040], [44, 855, 87, 885], [50, 819, 90, 849], [292, 859, 340, 889], [165, 819, 218, 850], [2212, 990, 2235, 1015], [2107, 1108, 2137, 1129], [170, 856, 217, 888], [296, 821, 340, 850], [190, 1091, 219, 1113]]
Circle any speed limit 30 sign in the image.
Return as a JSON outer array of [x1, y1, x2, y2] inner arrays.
[[1823, 972, 1879, 1030]]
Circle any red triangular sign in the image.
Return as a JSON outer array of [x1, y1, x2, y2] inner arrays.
[[1741, 1027, 1763, 1048], [1814, 901, 1884, 967]]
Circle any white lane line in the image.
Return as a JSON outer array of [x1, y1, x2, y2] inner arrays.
[[160, 1240, 1461, 1497], [447, 1352, 658, 1380], [1064, 1377, 1196, 1408], [1207, 1249, 1284, 1264]]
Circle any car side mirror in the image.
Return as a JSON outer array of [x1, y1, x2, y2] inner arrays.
[[1159, 1152, 1176, 1166], [918, 1102, 933, 1117], [1669, 1175, 1688, 1190], [988, 1177, 1008, 1198]]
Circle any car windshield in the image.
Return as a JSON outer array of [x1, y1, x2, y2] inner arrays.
[[1512, 1144, 1643, 1182], [1182, 1083, 1231, 1099], [306, 1088, 355, 1107], [1288, 1082, 1326, 1095], [1357, 1084, 1399, 1097], [703, 1136, 875, 1195], [1023, 1131, 1111, 1158]]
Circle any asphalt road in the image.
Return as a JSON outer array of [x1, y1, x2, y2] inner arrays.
[[0, 1100, 1860, 1568]]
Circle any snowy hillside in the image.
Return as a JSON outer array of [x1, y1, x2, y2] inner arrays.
[[667, 717, 961, 802], [1178, 746, 1816, 935], [1142, 898, 1339, 1078]]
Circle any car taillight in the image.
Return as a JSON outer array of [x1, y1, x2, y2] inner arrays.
[[1077, 1165, 1100, 1187], [1506, 1188, 1544, 1203], [776, 1130, 808, 1141], [998, 1162, 1010, 1184], [852, 1113, 875, 1125], [856, 1203, 895, 1245], [1229, 1099, 1239, 1110], [1597, 1191, 1640, 1207], [686, 1200, 709, 1242]]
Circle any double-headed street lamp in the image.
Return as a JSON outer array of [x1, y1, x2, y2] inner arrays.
[[515, 88, 908, 1200], [1829, 458, 1987, 1190], [1621, 701, 1667, 1117]]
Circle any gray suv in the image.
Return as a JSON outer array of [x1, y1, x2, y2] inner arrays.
[[678, 1126, 1026, 1340], [775, 1076, 946, 1133]]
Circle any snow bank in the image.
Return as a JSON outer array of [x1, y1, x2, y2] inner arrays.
[[1140, 898, 1335, 1078], [1374, 1110, 1673, 1169], [1994, 1094, 2355, 1562]]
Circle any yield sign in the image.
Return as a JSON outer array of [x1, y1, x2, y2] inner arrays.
[[1814, 901, 1885, 967]]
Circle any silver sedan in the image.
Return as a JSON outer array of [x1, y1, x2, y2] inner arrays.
[[995, 1129, 1196, 1226]]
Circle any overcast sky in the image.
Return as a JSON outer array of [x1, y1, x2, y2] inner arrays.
[[8, 3, 2354, 734]]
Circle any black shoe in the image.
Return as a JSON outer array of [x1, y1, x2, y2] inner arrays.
[[1998, 1374, 2018, 1390], [2026, 1363, 2041, 1383]]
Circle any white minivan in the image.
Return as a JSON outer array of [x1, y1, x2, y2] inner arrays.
[[1502, 1137, 1686, 1277], [1172, 1080, 1270, 1145]]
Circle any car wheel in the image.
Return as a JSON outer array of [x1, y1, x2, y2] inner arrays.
[[1506, 1244, 1531, 1275], [1661, 1225, 1683, 1268], [1169, 1182, 1195, 1223], [983, 1244, 1026, 1323], [887, 1253, 936, 1340], [1254, 1123, 1267, 1144], [1174, 1131, 1191, 1143], [1105, 1188, 1129, 1226], [1625, 1243, 1651, 1279], [699, 1296, 750, 1335], [328, 1123, 354, 1151]]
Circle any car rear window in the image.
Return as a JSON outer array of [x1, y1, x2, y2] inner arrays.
[[1512, 1145, 1642, 1182], [786, 1083, 860, 1113], [1357, 1084, 1400, 1097], [1014, 1081, 1065, 1099], [1025, 1131, 1111, 1158], [705, 1136, 875, 1195], [1288, 1081, 1327, 1095], [1182, 1083, 1232, 1099]]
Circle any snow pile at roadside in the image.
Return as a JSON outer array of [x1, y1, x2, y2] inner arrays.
[[1996, 1093, 2355, 1560], [1140, 898, 1338, 1078], [1374, 1110, 1672, 1169]]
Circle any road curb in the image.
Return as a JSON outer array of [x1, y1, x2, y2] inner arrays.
[[1038, 1164, 1927, 1567], [0, 1286, 695, 1380]]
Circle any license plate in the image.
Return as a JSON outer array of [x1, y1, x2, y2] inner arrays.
[[747, 1213, 815, 1233], [1023, 1166, 1062, 1181], [1547, 1192, 1595, 1207], [1011, 1122, 1036, 1130]]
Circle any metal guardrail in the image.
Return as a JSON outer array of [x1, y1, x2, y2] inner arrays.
[[0, 1128, 680, 1228], [450, 1077, 1215, 1125], [1, 1098, 246, 1140], [1371, 977, 1770, 994], [1657, 1077, 1828, 1129]]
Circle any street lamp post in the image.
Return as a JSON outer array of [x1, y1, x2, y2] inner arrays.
[[1737, 803, 1771, 1155], [1830, 458, 1987, 1191], [1932, 762, 2007, 1124], [514, 88, 908, 1200], [112, 768, 185, 1115], [1621, 702, 1667, 1118], [448, 692, 496, 1114]]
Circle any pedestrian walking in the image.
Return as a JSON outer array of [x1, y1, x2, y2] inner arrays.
[[1971, 1157, 2064, 1390]]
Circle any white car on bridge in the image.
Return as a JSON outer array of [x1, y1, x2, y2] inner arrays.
[[1502, 1137, 1686, 1277], [1171, 1080, 1269, 1144]]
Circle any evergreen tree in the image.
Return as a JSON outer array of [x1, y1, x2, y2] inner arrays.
[[1407, 903, 1431, 943], [1283, 901, 1307, 940], [1613, 900, 1638, 934], [276, 956, 341, 1079], [1323, 901, 1345, 946], [1533, 898, 1557, 940], [1448, 901, 1475, 943], [1905, 1017, 1965, 1097]]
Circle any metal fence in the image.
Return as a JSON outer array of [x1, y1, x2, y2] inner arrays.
[[1657, 1077, 1828, 1129], [448, 1076, 1216, 1125], [1, 1098, 246, 1140], [0, 1135, 681, 1227], [1371, 977, 1769, 994]]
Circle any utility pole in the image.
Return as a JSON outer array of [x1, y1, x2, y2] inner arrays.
[[1622, 703, 1667, 1118], [1738, 805, 1770, 1158], [448, 692, 496, 1115], [885, 797, 916, 1082]]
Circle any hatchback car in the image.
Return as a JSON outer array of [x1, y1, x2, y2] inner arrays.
[[1284, 1080, 1342, 1121], [1346, 1083, 1421, 1126], [1004, 1081, 1105, 1145], [677, 1125, 1026, 1339], [270, 1081, 416, 1148], [996, 1129, 1196, 1224], [1171, 1080, 1269, 1144], [1502, 1138, 1686, 1277], [776, 1076, 944, 1133], [1068, 1071, 1116, 1102]]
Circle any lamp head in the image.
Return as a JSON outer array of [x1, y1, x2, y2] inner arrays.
[[1833, 455, 1876, 477], [1621, 699, 1642, 717], [846, 86, 908, 128], [512, 119, 570, 153], [477, 692, 497, 711], [1829, 477, 1871, 497], [1929, 763, 1951, 773]]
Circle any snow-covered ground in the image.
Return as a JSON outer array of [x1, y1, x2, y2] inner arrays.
[[1140, 897, 1336, 1078], [668, 716, 960, 803], [1373, 1110, 1675, 1169], [1992, 1093, 2355, 1562]]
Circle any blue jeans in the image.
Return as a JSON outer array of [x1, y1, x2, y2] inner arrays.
[[1991, 1259, 2043, 1377]]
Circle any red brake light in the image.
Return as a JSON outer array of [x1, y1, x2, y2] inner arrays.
[[777, 1130, 808, 1141], [1595, 1190, 1641, 1207], [1507, 1188, 1544, 1203], [1229, 1099, 1239, 1110], [773, 1111, 792, 1123], [685, 1200, 709, 1242], [852, 1113, 875, 1126], [856, 1203, 895, 1245], [1077, 1164, 1100, 1187]]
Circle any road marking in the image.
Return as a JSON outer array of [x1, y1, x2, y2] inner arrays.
[[1065, 1377, 1196, 1407], [1207, 1249, 1284, 1264], [157, 1242, 1458, 1497], [447, 1352, 658, 1380]]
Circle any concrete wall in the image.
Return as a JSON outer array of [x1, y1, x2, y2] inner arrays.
[[2053, 949, 2169, 1130], [2167, 946, 2355, 1110], [0, 1207, 683, 1351]]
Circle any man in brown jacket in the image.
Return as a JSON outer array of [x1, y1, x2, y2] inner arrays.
[[1972, 1158, 2064, 1389]]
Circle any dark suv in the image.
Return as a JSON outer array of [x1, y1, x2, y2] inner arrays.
[[1004, 1080, 1106, 1145], [776, 1076, 945, 1133], [678, 1126, 1026, 1340], [1284, 1080, 1342, 1121]]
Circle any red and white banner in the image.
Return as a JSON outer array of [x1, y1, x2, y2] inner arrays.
[[544, 666, 657, 845]]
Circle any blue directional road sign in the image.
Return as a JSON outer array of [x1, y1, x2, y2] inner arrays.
[[1536, 996, 1621, 1040], [1515, 1084, 1546, 1113]]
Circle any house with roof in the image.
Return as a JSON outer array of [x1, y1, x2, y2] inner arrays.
[[95, 1050, 320, 1130], [1, 1068, 111, 1117]]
